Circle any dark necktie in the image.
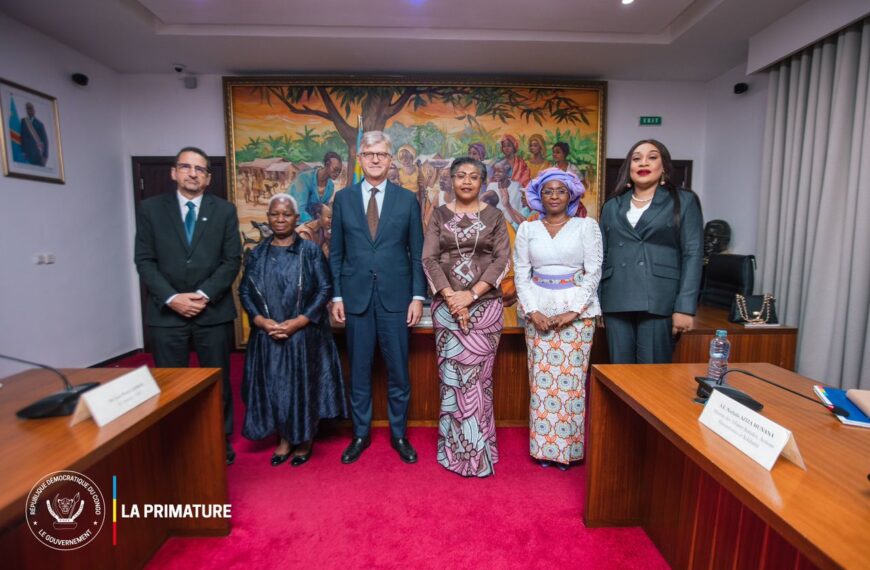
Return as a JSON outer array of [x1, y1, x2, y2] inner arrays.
[[184, 201, 196, 244], [367, 187, 379, 239]]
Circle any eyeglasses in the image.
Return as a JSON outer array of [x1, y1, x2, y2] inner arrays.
[[541, 188, 570, 197], [176, 163, 209, 175], [359, 152, 391, 161], [452, 172, 482, 182]]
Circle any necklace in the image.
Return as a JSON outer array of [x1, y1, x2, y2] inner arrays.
[[449, 203, 483, 287], [542, 217, 569, 227], [631, 193, 654, 203]]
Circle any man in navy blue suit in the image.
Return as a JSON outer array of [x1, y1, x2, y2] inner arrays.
[[329, 131, 425, 464]]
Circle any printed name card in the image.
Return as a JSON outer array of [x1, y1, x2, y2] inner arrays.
[[699, 389, 806, 471], [70, 366, 161, 427]]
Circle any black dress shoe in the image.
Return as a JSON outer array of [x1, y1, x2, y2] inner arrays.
[[226, 441, 236, 466], [391, 437, 418, 464], [291, 445, 313, 467], [341, 436, 371, 464], [270, 452, 291, 467]]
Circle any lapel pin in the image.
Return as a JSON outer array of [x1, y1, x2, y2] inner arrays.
[[202, 218, 208, 221]]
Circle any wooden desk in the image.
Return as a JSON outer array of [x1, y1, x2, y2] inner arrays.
[[585, 363, 870, 570], [0, 368, 228, 568], [339, 304, 797, 425]]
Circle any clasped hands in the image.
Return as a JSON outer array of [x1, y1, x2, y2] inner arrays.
[[168, 292, 207, 318], [253, 315, 309, 340], [442, 288, 476, 334], [528, 310, 578, 333]]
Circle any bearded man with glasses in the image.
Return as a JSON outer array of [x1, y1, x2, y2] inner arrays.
[[134, 146, 242, 465], [329, 131, 426, 465]]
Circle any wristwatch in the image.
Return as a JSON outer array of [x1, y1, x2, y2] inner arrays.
[[471, 291, 479, 301]]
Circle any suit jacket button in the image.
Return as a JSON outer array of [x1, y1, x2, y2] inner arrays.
[[186, 260, 191, 264], [638, 261, 645, 266], [618, 242, 624, 247], [620, 262, 626, 268]]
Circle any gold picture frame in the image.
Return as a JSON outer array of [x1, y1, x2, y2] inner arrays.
[[0, 78, 65, 184], [223, 75, 607, 346]]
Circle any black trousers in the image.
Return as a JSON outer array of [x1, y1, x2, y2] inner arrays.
[[604, 311, 674, 364], [150, 321, 234, 435], [345, 294, 410, 439]]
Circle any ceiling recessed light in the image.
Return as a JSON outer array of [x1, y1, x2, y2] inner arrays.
[[622, 0, 635, 5]]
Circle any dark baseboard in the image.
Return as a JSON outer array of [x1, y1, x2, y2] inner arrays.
[[90, 349, 143, 368]]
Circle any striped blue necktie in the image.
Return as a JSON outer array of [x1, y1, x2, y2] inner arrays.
[[184, 201, 196, 244]]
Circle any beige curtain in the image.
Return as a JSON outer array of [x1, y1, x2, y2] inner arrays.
[[757, 17, 870, 390]]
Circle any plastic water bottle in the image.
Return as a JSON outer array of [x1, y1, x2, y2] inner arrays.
[[706, 330, 731, 382]]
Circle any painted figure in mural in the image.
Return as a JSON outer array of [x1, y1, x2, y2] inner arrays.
[[467, 142, 493, 178], [296, 203, 334, 258], [396, 145, 427, 195], [599, 139, 704, 364], [240, 194, 346, 468], [499, 134, 531, 187], [514, 167, 602, 469], [422, 157, 510, 477], [288, 151, 343, 223], [487, 160, 525, 229], [20, 102, 49, 166], [552, 142, 588, 218], [134, 146, 241, 465], [387, 162, 400, 185], [329, 131, 426, 465], [526, 134, 552, 180]]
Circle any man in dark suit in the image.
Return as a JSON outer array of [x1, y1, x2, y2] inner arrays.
[[134, 147, 241, 464], [329, 131, 425, 464], [20, 102, 48, 166]]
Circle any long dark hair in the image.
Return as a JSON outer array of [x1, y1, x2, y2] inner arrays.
[[609, 139, 692, 227]]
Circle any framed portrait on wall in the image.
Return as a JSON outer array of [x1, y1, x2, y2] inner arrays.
[[223, 75, 607, 345], [0, 78, 64, 184]]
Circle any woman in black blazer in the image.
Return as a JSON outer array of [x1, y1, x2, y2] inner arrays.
[[599, 139, 703, 363]]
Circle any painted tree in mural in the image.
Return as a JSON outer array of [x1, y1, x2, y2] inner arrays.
[[251, 86, 594, 172]]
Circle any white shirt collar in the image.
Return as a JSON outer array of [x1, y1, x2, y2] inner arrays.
[[177, 191, 204, 208], [361, 179, 387, 194]]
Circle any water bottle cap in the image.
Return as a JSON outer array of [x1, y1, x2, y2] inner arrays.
[[716, 330, 727, 338]]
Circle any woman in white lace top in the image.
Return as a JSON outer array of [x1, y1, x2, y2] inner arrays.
[[514, 168, 602, 468]]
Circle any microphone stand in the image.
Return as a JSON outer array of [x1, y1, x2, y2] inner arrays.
[[694, 368, 851, 417], [0, 354, 100, 419]]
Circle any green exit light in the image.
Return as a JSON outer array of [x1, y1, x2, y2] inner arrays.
[[639, 116, 662, 126]]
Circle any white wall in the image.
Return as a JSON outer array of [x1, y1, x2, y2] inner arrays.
[[702, 64, 769, 256], [0, 14, 139, 376]]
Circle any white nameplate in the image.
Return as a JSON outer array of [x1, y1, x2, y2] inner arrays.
[[70, 366, 161, 427], [699, 389, 805, 471]]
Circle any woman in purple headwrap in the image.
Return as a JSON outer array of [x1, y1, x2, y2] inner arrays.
[[513, 167, 603, 469]]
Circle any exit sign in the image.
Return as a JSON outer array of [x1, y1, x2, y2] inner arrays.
[[639, 116, 662, 126]]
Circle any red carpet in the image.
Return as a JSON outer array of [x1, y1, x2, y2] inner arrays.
[[113, 353, 667, 569]]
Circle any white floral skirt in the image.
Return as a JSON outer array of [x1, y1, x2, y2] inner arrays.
[[525, 318, 594, 464]]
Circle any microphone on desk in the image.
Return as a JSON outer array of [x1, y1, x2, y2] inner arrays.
[[694, 368, 851, 417], [0, 354, 100, 419]]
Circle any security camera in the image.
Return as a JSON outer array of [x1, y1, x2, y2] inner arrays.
[[733, 82, 749, 95], [172, 64, 186, 74]]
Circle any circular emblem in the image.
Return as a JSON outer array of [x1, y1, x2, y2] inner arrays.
[[25, 471, 105, 550]]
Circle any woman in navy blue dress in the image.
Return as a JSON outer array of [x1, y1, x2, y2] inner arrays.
[[240, 194, 346, 466]]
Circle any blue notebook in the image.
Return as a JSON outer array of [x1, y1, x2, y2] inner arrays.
[[813, 386, 870, 428]]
